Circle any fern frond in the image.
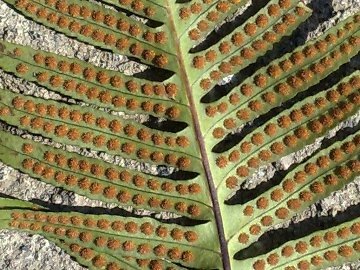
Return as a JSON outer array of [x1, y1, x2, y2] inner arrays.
[[2, 0, 177, 70], [212, 71, 360, 190], [0, 197, 43, 209], [225, 128, 360, 252], [0, 40, 188, 119], [0, 90, 200, 170], [235, 217, 360, 270], [0, 0, 359, 269], [97, 0, 168, 22], [185, 1, 312, 87], [173, 0, 250, 49], [0, 199, 222, 269], [202, 14, 359, 135], [0, 130, 212, 219]]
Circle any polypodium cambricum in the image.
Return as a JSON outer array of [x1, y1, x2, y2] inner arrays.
[[0, 0, 359, 269]]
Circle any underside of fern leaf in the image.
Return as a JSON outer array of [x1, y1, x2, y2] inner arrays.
[[0, 0, 359, 270]]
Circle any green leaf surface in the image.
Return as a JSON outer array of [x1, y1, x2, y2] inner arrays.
[[1, 0, 178, 70], [201, 14, 360, 135], [0, 1, 359, 270], [184, 2, 312, 86], [0, 40, 190, 115], [0, 201, 222, 269], [212, 71, 360, 190], [0, 130, 213, 219], [232, 218, 360, 270], [225, 130, 360, 255], [0, 90, 201, 170], [98, 0, 168, 23]]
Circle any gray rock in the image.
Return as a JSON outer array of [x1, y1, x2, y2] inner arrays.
[[0, 231, 86, 270]]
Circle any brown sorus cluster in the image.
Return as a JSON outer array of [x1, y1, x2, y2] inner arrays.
[[117, 0, 157, 18], [10, 213, 197, 263], [182, 0, 253, 47], [31, 52, 178, 100], [10, 95, 194, 167], [197, 6, 307, 91], [36, 75, 180, 118], [10, 210, 199, 246], [207, 27, 358, 146], [19, 138, 203, 214], [237, 133, 360, 246], [224, 75, 359, 188], [251, 219, 360, 270], [15, 0, 168, 67]]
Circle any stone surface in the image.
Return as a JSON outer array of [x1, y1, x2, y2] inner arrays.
[[0, 0, 359, 269], [0, 231, 86, 270]]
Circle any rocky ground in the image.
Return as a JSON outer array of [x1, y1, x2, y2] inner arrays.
[[0, 0, 359, 269]]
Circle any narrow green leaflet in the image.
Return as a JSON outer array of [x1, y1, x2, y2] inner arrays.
[[225, 130, 360, 256], [233, 218, 360, 270], [0, 0, 359, 270], [0, 90, 201, 171], [201, 14, 360, 135], [0, 130, 213, 219], [0, 199, 222, 269], [213, 71, 360, 190], [2, 0, 178, 70]]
